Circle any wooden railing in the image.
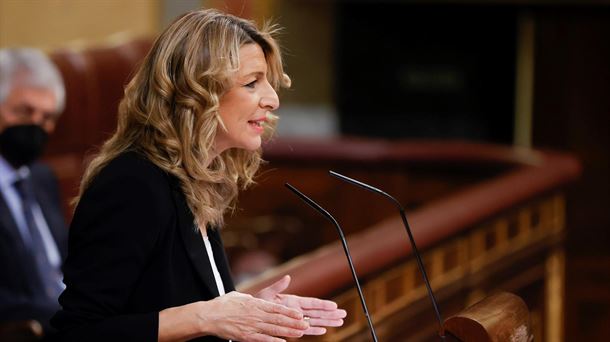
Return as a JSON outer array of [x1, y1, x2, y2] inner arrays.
[[235, 138, 580, 341]]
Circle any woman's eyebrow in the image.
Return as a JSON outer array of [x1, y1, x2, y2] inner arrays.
[[241, 71, 265, 78]]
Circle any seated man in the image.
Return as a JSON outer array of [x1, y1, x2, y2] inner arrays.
[[0, 48, 67, 333]]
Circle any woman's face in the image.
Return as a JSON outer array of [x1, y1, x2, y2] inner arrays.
[[215, 43, 279, 153]]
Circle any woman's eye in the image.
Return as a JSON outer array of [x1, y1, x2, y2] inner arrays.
[[244, 80, 257, 88]]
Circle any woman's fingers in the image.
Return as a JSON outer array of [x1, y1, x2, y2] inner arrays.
[[300, 307, 346, 332], [250, 297, 309, 339], [306, 317, 344, 328], [302, 308, 347, 320], [291, 296, 338, 311], [255, 321, 307, 339], [245, 333, 287, 342], [260, 299, 303, 320], [279, 294, 343, 317], [300, 314, 343, 336], [262, 312, 309, 331], [304, 326, 327, 336], [261, 292, 347, 333], [256, 275, 291, 301]]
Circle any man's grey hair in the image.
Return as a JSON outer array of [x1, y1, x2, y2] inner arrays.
[[0, 48, 65, 114]]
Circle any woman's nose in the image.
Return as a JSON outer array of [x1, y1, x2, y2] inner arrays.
[[260, 82, 279, 111]]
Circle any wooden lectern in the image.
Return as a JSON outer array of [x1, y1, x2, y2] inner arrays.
[[444, 292, 533, 342]]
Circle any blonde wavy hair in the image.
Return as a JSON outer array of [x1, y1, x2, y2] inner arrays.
[[75, 9, 290, 230]]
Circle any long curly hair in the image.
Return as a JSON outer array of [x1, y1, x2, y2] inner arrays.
[[75, 9, 290, 230]]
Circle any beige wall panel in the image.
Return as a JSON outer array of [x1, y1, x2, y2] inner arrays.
[[0, 0, 160, 50], [275, 0, 334, 105]]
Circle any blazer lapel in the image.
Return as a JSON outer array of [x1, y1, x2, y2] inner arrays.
[[170, 181, 220, 298], [27, 163, 68, 258], [31, 182, 68, 258], [0, 194, 24, 245], [0, 193, 43, 294], [208, 227, 235, 292]]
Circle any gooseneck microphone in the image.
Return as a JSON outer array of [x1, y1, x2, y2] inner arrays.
[[285, 183, 379, 342], [329, 170, 446, 340]]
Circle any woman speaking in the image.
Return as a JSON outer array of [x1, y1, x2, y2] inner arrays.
[[51, 8, 345, 342]]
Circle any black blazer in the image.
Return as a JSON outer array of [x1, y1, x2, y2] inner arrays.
[[0, 162, 67, 331], [51, 152, 235, 341]]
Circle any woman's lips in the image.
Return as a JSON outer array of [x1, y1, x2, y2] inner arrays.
[[248, 118, 266, 133]]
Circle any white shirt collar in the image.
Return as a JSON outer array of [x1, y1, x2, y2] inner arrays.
[[0, 155, 30, 187]]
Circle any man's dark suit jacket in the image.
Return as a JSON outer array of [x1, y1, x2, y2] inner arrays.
[[0, 162, 67, 331], [51, 152, 235, 342]]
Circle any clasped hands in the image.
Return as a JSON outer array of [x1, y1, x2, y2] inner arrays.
[[206, 275, 346, 342]]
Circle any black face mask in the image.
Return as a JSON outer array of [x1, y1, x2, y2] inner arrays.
[[0, 124, 48, 168]]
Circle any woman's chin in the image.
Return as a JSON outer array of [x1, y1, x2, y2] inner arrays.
[[242, 138, 262, 151]]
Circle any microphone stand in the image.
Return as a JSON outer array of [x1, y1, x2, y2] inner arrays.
[[285, 183, 379, 342], [329, 170, 446, 340]]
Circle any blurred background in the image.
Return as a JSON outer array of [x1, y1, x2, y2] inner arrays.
[[1, 0, 608, 340]]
